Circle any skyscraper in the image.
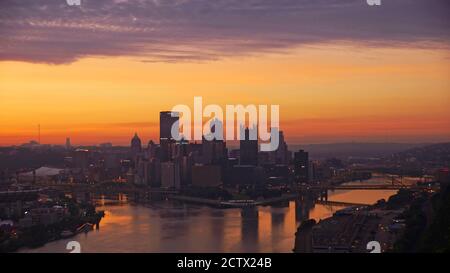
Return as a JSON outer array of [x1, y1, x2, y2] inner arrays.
[[160, 111, 179, 161], [73, 149, 90, 170], [131, 133, 142, 156], [294, 149, 309, 183], [202, 119, 227, 165], [272, 131, 289, 164], [65, 137, 71, 150], [240, 127, 258, 166], [160, 111, 179, 140]]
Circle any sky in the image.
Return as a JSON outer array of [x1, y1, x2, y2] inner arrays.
[[0, 0, 449, 146]]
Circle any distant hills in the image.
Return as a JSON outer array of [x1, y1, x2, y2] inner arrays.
[[389, 142, 450, 166], [291, 142, 431, 160]]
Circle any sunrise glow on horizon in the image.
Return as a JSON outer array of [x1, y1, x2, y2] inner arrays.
[[1, 45, 449, 146]]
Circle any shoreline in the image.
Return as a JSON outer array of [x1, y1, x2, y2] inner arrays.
[[3, 211, 104, 253]]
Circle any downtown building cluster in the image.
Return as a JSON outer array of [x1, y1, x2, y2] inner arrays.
[[127, 111, 311, 192]]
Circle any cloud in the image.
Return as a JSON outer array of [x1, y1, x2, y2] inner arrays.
[[0, 0, 449, 64]]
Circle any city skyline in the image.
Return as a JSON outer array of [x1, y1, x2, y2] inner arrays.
[[3, 121, 450, 148]]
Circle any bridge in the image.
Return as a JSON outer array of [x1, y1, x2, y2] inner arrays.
[[297, 184, 437, 191], [315, 200, 370, 207], [295, 180, 438, 207], [0, 189, 42, 203], [45, 183, 179, 195]]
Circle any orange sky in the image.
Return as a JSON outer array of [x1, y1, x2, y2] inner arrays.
[[1, 45, 449, 146]]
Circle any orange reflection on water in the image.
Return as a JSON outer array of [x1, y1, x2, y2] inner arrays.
[[329, 190, 397, 204], [96, 207, 133, 228]]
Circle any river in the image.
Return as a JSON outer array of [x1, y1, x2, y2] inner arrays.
[[19, 174, 419, 253]]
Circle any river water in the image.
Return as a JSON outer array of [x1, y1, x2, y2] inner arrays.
[[19, 174, 418, 253]]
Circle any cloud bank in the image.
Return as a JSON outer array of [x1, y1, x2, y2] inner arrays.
[[0, 0, 449, 64]]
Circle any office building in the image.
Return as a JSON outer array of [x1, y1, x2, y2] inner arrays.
[[240, 127, 258, 166], [161, 161, 181, 189], [130, 133, 142, 156], [191, 165, 222, 188], [160, 111, 179, 140], [294, 149, 309, 183]]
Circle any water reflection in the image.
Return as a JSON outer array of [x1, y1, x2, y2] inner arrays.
[[19, 175, 402, 253]]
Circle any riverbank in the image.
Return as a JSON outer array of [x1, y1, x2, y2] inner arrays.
[[0, 207, 104, 253], [293, 187, 431, 253]]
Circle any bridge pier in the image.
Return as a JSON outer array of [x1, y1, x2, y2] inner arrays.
[[319, 190, 328, 201], [295, 191, 312, 222]]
